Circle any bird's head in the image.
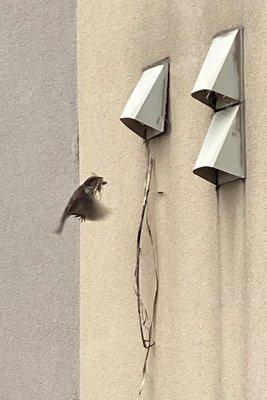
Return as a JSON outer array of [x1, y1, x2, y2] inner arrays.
[[83, 175, 107, 196]]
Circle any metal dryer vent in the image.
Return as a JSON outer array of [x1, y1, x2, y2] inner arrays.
[[191, 28, 246, 185], [120, 58, 169, 140], [194, 104, 245, 185]]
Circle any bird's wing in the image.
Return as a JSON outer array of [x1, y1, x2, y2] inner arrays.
[[55, 187, 89, 234], [65, 187, 89, 215]]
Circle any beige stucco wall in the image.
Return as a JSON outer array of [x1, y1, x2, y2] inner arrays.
[[78, 1, 266, 399]]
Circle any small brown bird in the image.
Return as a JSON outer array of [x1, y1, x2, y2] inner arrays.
[[55, 175, 108, 234]]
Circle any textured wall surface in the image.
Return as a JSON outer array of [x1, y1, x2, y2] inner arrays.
[[0, 1, 79, 399], [78, 1, 266, 399]]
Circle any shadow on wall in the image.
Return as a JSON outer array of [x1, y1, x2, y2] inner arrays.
[[216, 180, 248, 395]]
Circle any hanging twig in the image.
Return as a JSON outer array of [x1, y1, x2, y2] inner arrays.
[[134, 136, 159, 395], [146, 212, 159, 338], [134, 152, 154, 348], [138, 202, 159, 396]]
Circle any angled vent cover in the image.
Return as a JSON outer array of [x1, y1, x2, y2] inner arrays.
[[191, 28, 243, 111], [193, 105, 245, 185], [192, 27, 246, 186], [120, 59, 169, 139]]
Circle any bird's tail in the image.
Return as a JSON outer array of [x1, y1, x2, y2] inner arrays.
[[54, 212, 68, 235]]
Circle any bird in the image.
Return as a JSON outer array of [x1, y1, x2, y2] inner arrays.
[[55, 174, 108, 234]]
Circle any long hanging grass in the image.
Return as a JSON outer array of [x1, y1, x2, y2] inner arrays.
[[134, 137, 159, 395]]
